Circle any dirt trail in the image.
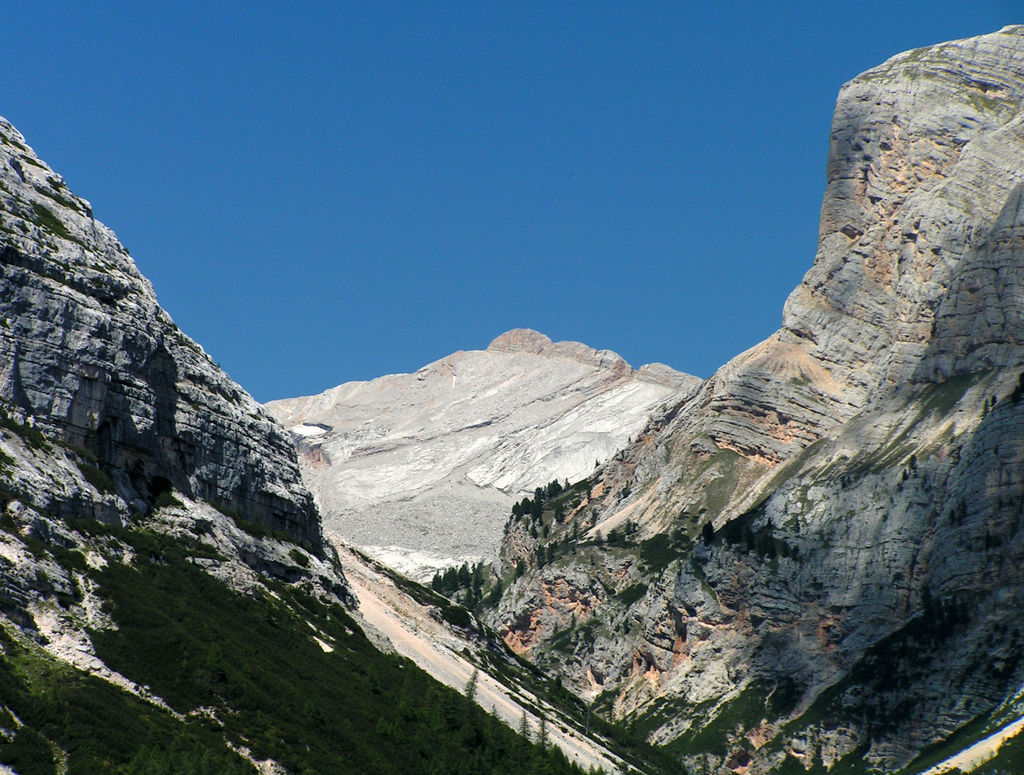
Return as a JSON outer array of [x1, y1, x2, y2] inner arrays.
[[340, 547, 623, 773], [920, 713, 1024, 774]]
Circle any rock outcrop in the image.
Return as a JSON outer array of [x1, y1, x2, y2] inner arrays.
[[0, 117, 321, 550], [483, 26, 1024, 774], [266, 330, 699, 577]]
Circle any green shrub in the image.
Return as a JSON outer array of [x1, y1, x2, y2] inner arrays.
[[82, 530, 589, 774], [30, 202, 71, 240], [0, 629, 251, 774], [440, 604, 472, 629], [77, 462, 115, 495], [0, 725, 55, 775], [640, 534, 677, 570], [616, 583, 648, 608], [51, 547, 87, 572], [0, 411, 51, 451], [153, 491, 183, 510]]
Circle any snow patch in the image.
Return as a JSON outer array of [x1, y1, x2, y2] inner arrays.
[[290, 424, 329, 438], [360, 545, 479, 582]]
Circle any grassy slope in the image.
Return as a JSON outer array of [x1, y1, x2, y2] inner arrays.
[[0, 523, 593, 775]]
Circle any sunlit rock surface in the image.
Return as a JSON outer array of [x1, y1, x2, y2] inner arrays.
[[484, 26, 1024, 774], [0, 115, 322, 549], [267, 330, 698, 577]]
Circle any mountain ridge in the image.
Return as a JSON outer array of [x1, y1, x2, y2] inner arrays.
[[267, 331, 700, 578], [0, 115, 321, 549], [5, 23, 1024, 775], [0, 115, 612, 774], [485, 328, 691, 386]]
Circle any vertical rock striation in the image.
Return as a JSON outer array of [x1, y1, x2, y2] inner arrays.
[[0, 117, 321, 550]]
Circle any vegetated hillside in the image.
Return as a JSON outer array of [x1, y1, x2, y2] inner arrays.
[[0, 491, 592, 774], [471, 26, 1024, 775], [339, 542, 682, 774], [0, 118, 596, 774], [266, 328, 698, 579]]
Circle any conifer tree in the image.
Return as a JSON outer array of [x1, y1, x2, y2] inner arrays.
[[519, 711, 531, 742]]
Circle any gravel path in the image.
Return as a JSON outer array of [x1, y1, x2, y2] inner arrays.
[[920, 714, 1024, 774], [341, 547, 624, 773]]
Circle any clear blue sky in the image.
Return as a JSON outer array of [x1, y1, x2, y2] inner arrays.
[[2, 3, 1017, 401]]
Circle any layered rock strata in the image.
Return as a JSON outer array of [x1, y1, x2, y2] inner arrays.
[[267, 329, 698, 577], [486, 26, 1024, 773], [0, 118, 321, 550]]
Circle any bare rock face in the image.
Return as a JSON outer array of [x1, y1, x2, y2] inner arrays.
[[601, 26, 1024, 532], [575, 24, 1024, 526], [485, 26, 1024, 773], [0, 119, 360, 764], [785, 25, 1024, 394], [266, 331, 699, 577], [0, 117, 321, 551], [487, 328, 635, 376]]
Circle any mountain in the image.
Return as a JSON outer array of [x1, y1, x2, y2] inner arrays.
[[266, 328, 698, 578], [0, 118, 602, 774], [0, 116, 320, 549], [9, 22, 1024, 775], [466, 26, 1024, 774]]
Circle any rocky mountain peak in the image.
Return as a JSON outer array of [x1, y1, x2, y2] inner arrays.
[[482, 27, 1024, 774], [779, 23, 1024, 402], [268, 338, 699, 577], [487, 328, 634, 376], [618, 23, 1024, 484], [486, 327, 556, 354]]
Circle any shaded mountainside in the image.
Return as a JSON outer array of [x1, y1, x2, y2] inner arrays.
[[267, 328, 698, 578], [475, 26, 1024, 774], [0, 119, 601, 774], [0, 117, 319, 548]]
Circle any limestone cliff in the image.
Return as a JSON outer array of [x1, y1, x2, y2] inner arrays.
[[0, 117, 638, 773], [0, 117, 321, 550], [483, 26, 1024, 774]]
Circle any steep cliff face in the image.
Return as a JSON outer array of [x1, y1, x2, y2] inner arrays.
[[578, 24, 1024, 532], [786, 26, 1024, 393], [0, 117, 321, 549], [267, 329, 698, 578], [484, 26, 1024, 774]]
